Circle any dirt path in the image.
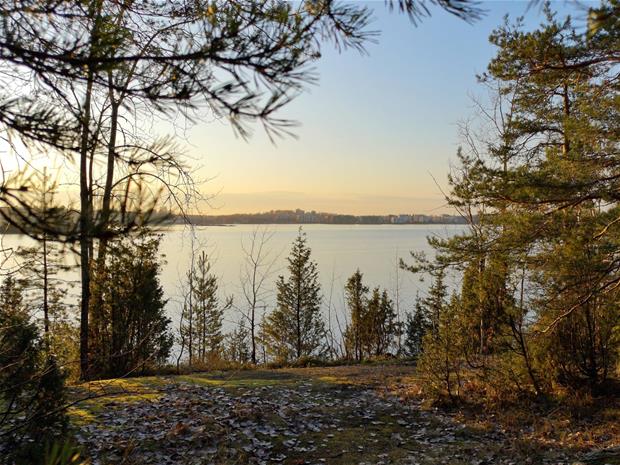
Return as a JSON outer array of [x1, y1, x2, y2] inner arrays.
[[69, 366, 603, 465]]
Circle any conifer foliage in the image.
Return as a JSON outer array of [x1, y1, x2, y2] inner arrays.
[[0, 277, 67, 461], [89, 232, 172, 377], [404, 3, 620, 399], [179, 251, 232, 367], [225, 320, 251, 364], [403, 304, 429, 359], [344, 270, 368, 361], [262, 229, 325, 362], [344, 270, 401, 361]]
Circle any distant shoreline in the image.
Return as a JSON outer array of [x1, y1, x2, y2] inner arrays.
[[0, 221, 467, 235], [175, 210, 468, 226], [0, 208, 469, 235], [176, 222, 465, 227]]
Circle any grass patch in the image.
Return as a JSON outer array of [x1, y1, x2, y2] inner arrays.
[[67, 376, 166, 423], [67, 407, 97, 426], [177, 369, 301, 390]]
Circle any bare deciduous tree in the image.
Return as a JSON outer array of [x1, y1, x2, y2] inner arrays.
[[239, 227, 278, 364]]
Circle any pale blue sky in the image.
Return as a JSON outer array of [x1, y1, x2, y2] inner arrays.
[[183, 1, 591, 215]]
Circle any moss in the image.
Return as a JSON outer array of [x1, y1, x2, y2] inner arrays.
[[315, 375, 352, 385], [177, 370, 300, 389], [176, 375, 227, 386], [67, 407, 97, 426], [67, 376, 164, 429]]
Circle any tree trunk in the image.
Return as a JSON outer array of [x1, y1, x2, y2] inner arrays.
[[251, 304, 256, 364], [97, 91, 119, 263], [562, 82, 571, 156], [79, 72, 94, 380], [42, 233, 49, 336]]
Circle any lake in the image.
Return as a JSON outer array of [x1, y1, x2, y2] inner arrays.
[[1, 224, 465, 333]]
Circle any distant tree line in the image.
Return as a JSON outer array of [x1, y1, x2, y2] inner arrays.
[[180, 210, 469, 226], [0, 207, 469, 234]]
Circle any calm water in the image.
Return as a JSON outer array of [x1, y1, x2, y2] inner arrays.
[[1, 224, 465, 331]]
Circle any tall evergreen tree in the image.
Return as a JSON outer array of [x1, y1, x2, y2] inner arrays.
[[89, 232, 172, 377], [476, 5, 619, 386], [0, 277, 67, 461], [403, 298, 430, 359], [262, 229, 325, 362], [407, 3, 620, 397], [364, 288, 400, 357], [343, 269, 368, 361], [180, 251, 232, 365], [400, 268, 447, 359], [423, 269, 448, 334], [194, 251, 223, 361], [344, 270, 401, 360]]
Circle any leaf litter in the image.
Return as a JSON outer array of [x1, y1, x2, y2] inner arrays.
[[72, 368, 591, 465]]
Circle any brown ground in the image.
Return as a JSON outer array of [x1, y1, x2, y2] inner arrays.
[[68, 364, 620, 465]]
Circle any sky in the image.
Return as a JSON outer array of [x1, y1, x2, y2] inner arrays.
[[28, 0, 589, 217], [183, 0, 592, 216]]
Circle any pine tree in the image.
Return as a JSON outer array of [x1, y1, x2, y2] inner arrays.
[[0, 277, 68, 461], [364, 288, 400, 357], [89, 232, 172, 377], [225, 320, 251, 364], [403, 296, 431, 359], [407, 4, 620, 397], [262, 229, 325, 362], [478, 7, 619, 387], [180, 251, 232, 366], [343, 269, 368, 361]]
